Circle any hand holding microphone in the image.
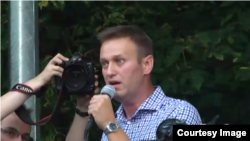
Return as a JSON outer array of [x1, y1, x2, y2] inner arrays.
[[88, 85, 116, 130], [84, 85, 116, 141]]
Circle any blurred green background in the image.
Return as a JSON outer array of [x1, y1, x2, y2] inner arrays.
[[1, 1, 250, 141]]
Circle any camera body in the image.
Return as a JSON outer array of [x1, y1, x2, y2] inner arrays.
[[57, 52, 96, 95], [156, 119, 187, 141]]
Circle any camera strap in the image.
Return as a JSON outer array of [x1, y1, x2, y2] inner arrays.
[[13, 83, 67, 125]]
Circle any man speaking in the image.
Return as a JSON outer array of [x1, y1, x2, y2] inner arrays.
[[66, 25, 202, 141]]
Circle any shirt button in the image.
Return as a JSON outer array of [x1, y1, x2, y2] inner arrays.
[[127, 121, 131, 124]]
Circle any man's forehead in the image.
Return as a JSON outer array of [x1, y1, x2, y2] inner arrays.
[[2, 112, 18, 123], [100, 39, 137, 59], [2, 112, 31, 133]]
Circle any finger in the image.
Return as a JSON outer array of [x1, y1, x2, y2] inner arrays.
[[91, 95, 108, 103], [88, 104, 97, 114], [91, 95, 102, 100], [94, 81, 98, 87], [50, 57, 63, 65], [88, 104, 94, 110], [95, 75, 98, 79], [57, 53, 69, 61], [94, 87, 100, 94], [89, 100, 98, 106], [51, 66, 64, 73], [52, 71, 62, 77], [88, 108, 94, 115], [89, 97, 100, 104], [88, 104, 99, 114]]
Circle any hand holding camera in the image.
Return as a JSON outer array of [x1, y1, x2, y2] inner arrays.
[[77, 75, 100, 112], [54, 52, 98, 111], [39, 52, 98, 112], [32, 53, 69, 91], [14, 52, 98, 126]]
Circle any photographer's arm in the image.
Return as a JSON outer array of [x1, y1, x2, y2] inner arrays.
[[0, 53, 68, 121], [66, 111, 89, 141], [1, 77, 43, 120], [66, 97, 91, 141], [66, 76, 99, 141]]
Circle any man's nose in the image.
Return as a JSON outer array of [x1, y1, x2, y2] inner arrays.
[[106, 63, 117, 77]]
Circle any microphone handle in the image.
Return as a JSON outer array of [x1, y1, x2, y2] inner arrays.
[[84, 93, 112, 141], [84, 115, 95, 141]]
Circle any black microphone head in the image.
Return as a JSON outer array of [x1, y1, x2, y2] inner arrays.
[[100, 85, 116, 99]]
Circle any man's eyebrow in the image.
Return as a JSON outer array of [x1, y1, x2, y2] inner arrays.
[[99, 58, 106, 63], [3, 127, 31, 136], [2, 127, 18, 131]]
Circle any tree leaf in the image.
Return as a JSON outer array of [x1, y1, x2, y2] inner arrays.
[[38, 1, 49, 9], [191, 72, 204, 91], [111, 12, 120, 18], [208, 53, 213, 58], [235, 69, 250, 81], [213, 53, 224, 61], [51, 1, 65, 11], [221, 14, 233, 26], [197, 32, 210, 47], [165, 45, 182, 67], [239, 67, 249, 70], [233, 58, 238, 63]]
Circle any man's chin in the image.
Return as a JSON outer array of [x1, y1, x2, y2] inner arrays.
[[114, 92, 124, 100]]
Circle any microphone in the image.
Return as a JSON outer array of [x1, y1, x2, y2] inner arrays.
[[84, 85, 116, 141], [100, 85, 116, 99]]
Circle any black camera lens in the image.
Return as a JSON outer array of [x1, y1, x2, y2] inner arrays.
[[63, 65, 87, 89]]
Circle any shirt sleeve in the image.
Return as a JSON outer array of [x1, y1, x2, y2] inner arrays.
[[175, 101, 202, 125]]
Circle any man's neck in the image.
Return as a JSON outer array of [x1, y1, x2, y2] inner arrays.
[[122, 83, 155, 119]]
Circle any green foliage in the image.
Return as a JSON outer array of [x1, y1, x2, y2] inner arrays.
[[1, 1, 250, 141]]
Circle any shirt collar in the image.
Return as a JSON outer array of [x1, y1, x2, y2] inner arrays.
[[115, 86, 167, 119]]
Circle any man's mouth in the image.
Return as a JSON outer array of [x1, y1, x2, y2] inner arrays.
[[109, 81, 121, 86]]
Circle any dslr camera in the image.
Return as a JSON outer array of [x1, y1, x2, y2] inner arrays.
[[155, 119, 186, 141], [57, 52, 96, 95]]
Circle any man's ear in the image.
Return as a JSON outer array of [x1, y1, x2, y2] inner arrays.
[[142, 55, 154, 75]]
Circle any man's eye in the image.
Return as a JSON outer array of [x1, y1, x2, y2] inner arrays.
[[117, 59, 124, 64], [101, 62, 108, 67], [4, 130, 17, 137]]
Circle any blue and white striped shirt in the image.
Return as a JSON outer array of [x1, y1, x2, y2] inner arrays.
[[101, 86, 202, 141]]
